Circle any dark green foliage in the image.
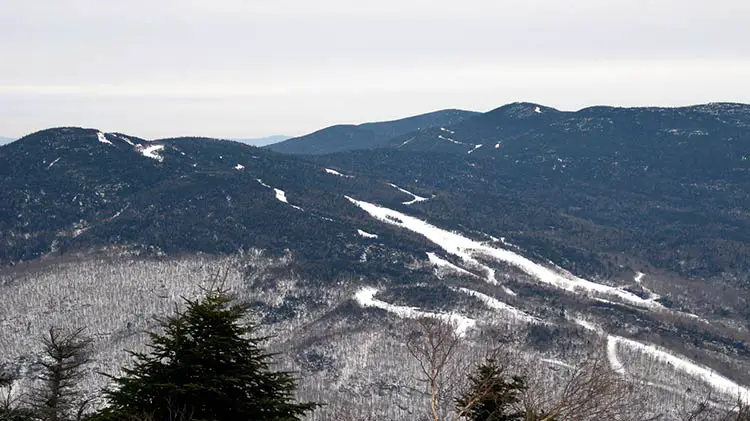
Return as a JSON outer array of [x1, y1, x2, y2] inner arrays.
[[96, 289, 317, 421], [455, 359, 526, 421]]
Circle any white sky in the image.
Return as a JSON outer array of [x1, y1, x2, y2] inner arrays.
[[1, 0, 749, 139]]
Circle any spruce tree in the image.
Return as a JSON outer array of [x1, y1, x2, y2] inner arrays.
[[455, 359, 526, 421], [96, 289, 316, 421], [28, 327, 93, 421]]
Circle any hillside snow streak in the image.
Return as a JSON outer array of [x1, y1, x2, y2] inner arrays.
[[345, 196, 661, 309]]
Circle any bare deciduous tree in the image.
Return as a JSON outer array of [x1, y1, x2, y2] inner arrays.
[[27, 327, 92, 421], [1, 372, 19, 414], [406, 318, 463, 421], [522, 350, 657, 421], [678, 395, 750, 421]]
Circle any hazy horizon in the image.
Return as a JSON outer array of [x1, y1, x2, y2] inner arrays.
[[2, 0, 748, 139]]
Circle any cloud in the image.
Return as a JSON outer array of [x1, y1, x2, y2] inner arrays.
[[0, 0, 748, 137]]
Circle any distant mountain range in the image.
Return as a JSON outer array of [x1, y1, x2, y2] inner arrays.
[[2, 103, 750, 419], [266, 109, 479, 154], [230, 135, 290, 146]]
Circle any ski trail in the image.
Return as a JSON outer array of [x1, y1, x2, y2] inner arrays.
[[388, 183, 430, 205], [345, 196, 661, 309], [354, 286, 476, 336]]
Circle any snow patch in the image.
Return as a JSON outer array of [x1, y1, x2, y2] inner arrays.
[[607, 336, 626, 375], [541, 358, 574, 369], [96, 132, 112, 145], [399, 137, 414, 147], [357, 229, 378, 239], [233, 164, 245, 170], [610, 335, 750, 403], [468, 144, 483, 154], [345, 196, 661, 309], [274, 188, 289, 203], [427, 253, 476, 278], [534, 106, 542, 114], [634, 272, 645, 284], [438, 134, 466, 145], [495, 143, 501, 149], [354, 286, 476, 336], [457, 288, 538, 322], [325, 168, 352, 178], [46, 157, 61, 169], [114, 134, 135, 146], [256, 180, 303, 211], [136, 144, 165, 162], [388, 183, 430, 205], [440, 127, 455, 134], [574, 318, 601, 333]]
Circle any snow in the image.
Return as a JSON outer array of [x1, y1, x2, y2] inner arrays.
[[357, 229, 378, 239], [388, 183, 430, 205], [634, 272, 645, 284], [607, 336, 626, 375], [440, 127, 455, 135], [438, 134, 465, 145], [467, 144, 483, 154], [274, 188, 289, 203], [137, 144, 165, 162], [541, 358, 574, 369], [574, 318, 600, 333], [345, 196, 662, 309], [534, 106, 542, 114], [399, 137, 414, 147], [609, 335, 750, 403], [233, 164, 245, 170], [256, 180, 303, 211], [96, 132, 113, 145], [354, 286, 476, 336], [427, 252, 477, 277], [325, 168, 352, 177], [457, 288, 538, 322], [495, 143, 501, 149], [115, 134, 135, 146], [503, 286, 517, 297], [46, 157, 61, 169]]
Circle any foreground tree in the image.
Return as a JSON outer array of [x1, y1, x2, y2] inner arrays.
[[454, 359, 527, 421], [27, 328, 93, 421], [406, 318, 462, 421], [93, 288, 317, 421]]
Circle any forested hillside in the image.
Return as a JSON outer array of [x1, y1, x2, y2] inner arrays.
[[2, 103, 750, 420]]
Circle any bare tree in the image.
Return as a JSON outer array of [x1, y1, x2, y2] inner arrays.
[[406, 318, 463, 421], [27, 327, 93, 421], [678, 396, 750, 421], [1, 372, 19, 414], [522, 351, 656, 421]]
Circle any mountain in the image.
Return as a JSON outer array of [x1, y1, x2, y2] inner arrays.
[[2, 109, 750, 420], [231, 135, 290, 146], [266, 109, 479, 155], [0, 127, 430, 267], [388, 102, 750, 160]]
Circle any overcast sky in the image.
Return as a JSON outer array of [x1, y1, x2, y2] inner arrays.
[[1, 0, 748, 139]]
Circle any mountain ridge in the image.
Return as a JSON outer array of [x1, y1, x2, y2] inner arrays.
[[266, 108, 479, 155], [3, 104, 750, 419]]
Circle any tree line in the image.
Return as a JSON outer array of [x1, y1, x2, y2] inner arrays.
[[2, 286, 749, 421]]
